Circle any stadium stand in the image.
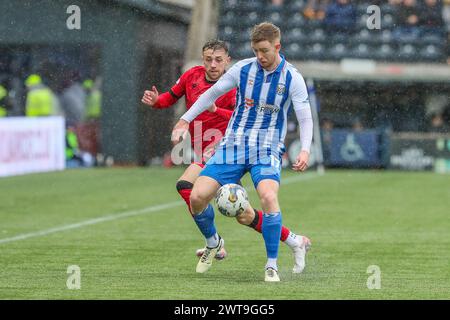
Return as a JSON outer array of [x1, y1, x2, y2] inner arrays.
[[218, 0, 448, 63]]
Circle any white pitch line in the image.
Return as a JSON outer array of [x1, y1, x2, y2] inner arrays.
[[0, 201, 183, 245], [0, 172, 321, 245]]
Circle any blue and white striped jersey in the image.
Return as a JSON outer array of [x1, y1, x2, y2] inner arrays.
[[181, 55, 313, 164]]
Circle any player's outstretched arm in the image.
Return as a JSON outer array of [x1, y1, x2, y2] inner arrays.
[[291, 74, 313, 172], [141, 86, 159, 106], [142, 85, 179, 109]]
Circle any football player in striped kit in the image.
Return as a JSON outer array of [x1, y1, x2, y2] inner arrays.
[[171, 23, 313, 282]]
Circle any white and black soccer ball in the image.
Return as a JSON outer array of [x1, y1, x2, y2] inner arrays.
[[215, 183, 249, 217]]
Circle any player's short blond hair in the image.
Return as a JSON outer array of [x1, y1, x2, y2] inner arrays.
[[250, 22, 281, 44]]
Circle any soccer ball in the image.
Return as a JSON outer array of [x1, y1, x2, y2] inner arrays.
[[215, 183, 249, 217]]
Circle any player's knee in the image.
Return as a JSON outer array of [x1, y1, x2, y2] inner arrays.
[[190, 190, 207, 208], [259, 191, 278, 208], [176, 180, 193, 193]]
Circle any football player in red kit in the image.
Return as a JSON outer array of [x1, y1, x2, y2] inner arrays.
[[142, 40, 310, 273]]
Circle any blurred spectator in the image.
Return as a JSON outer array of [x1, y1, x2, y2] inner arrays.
[[443, 0, 450, 32], [303, 0, 329, 20], [388, 0, 402, 6], [66, 126, 95, 168], [270, 0, 284, 6], [83, 78, 102, 120], [427, 113, 449, 133], [59, 71, 86, 126], [24, 74, 60, 117], [352, 117, 364, 132], [79, 77, 102, 158], [419, 0, 444, 36], [0, 84, 12, 117], [443, 103, 450, 125], [321, 117, 334, 163], [324, 0, 357, 34], [393, 0, 421, 39]]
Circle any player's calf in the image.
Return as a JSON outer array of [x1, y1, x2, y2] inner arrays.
[[176, 180, 194, 215]]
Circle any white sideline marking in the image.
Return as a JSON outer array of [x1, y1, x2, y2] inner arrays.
[[0, 172, 320, 245], [0, 201, 182, 245]]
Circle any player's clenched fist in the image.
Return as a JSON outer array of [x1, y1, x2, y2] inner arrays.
[[141, 86, 159, 106], [171, 119, 190, 145], [292, 150, 309, 172]]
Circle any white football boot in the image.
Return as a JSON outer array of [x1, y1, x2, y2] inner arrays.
[[264, 267, 280, 282], [196, 237, 225, 273], [292, 236, 312, 274], [195, 246, 228, 260]]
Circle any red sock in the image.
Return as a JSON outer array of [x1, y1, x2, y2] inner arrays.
[[254, 210, 291, 242], [177, 188, 193, 216], [280, 225, 290, 242]]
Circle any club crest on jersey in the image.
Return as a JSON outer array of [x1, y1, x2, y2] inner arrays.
[[245, 98, 254, 109], [248, 79, 254, 86], [276, 84, 286, 95]]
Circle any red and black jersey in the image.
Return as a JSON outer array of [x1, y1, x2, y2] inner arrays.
[[153, 66, 236, 157]]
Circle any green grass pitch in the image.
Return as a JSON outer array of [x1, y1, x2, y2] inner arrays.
[[0, 168, 449, 299]]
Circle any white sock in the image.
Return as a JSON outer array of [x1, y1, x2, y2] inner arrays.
[[284, 232, 301, 249], [206, 233, 219, 248], [265, 258, 278, 271]]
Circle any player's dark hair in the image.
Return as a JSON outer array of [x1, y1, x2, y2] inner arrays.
[[251, 22, 281, 44], [202, 39, 229, 54]]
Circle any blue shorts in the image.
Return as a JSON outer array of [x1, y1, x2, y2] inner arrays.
[[199, 154, 282, 189]]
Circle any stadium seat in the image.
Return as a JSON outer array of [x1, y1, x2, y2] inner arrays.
[[287, 0, 305, 12], [380, 29, 393, 44], [239, 0, 261, 12], [398, 44, 418, 61], [306, 43, 326, 60], [221, 0, 239, 11], [329, 32, 349, 45], [235, 42, 253, 59], [238, 10, 260, 28], [284, 43, 304, 60], [373, 44, 395, 61], [350, 43, 371, 59], [419, 45, 445, 62], [285, 12, 306, 29], [227, 26, 251, 43], [358, 14, 370, 29], [381, 14, 395, 29], [421, 33, 444, 46], [397, 32, 420, 45], [220, 10, 238, 26], [328, 43, 350, 60], [218, 26, 235, 42], [353, 29, 372, 43], [267, 11, 283, 25], [357, 2, 372, 15], [285, 28, 308, 43], [309, 28, 326, 43], [380, 3, 396, 15]]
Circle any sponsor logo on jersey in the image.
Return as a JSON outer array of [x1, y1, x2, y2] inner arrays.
[[257, 102, 280, 114]]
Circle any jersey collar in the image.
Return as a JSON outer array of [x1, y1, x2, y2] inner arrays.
[[257, 54, 285, 74]]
